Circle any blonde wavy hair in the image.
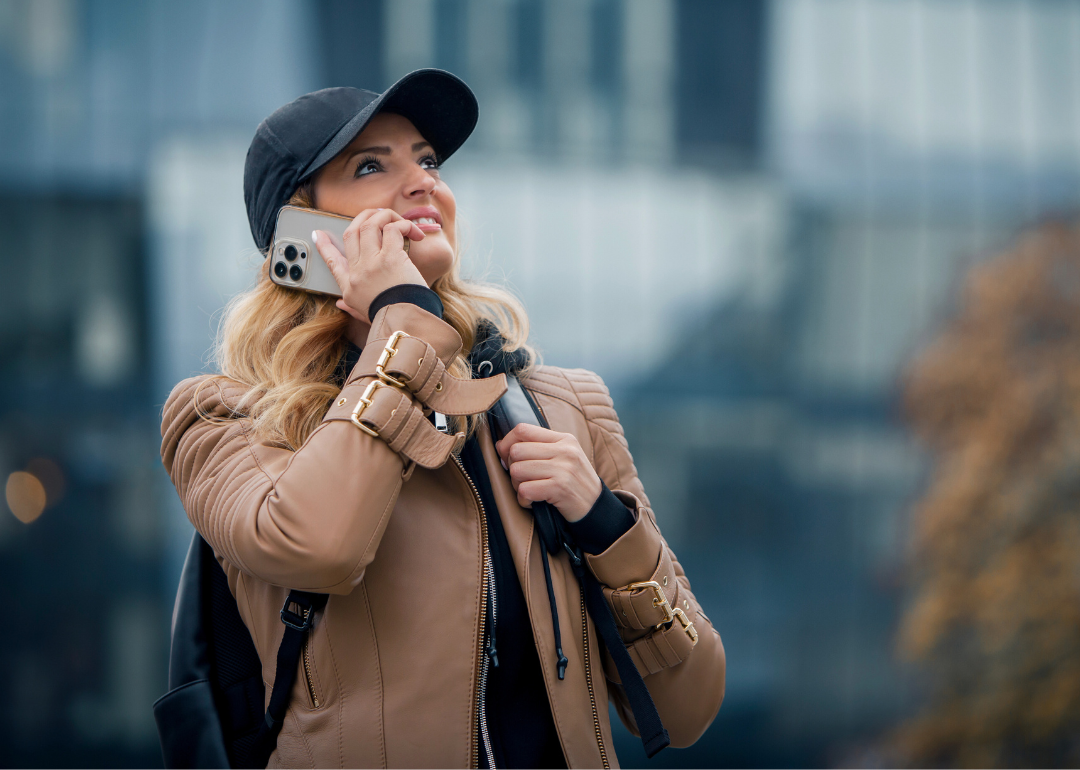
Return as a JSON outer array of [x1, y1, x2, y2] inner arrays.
[[210, 181, 536, 449]]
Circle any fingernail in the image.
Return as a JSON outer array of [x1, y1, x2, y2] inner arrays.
[[501, 458, 508, 471], [311, 230, 319, 243]]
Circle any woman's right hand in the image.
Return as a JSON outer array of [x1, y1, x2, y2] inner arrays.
[[313, 208, 426, 323]]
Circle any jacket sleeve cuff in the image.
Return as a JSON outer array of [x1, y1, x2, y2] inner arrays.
[[583, 490, 664, 588], [352, 302, 464, 385], [368, 284, 444, 320], [566, 482, 636, 554], [347, 303, 507, 416]]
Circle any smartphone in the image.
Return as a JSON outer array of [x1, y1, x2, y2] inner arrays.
[[268, 206, 351, 297]]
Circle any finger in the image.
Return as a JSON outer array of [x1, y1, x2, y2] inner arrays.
[[517, 479, 556, 508], [495, 426, 529, 461], [368, 207, 424, 240], [381, 216, 425, 243], [506, 441, 560, 464], [358, 209, 399, 258], [380, 219, 416, 255], [343, 207, 387, 242], [345, 208, 398, 260], [508, 459, 555, 484], [508, 422, 563, 444], [494, 427, 517, 459]]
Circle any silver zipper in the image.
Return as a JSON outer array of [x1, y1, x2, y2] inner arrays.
[[477, 555, 497, 769]]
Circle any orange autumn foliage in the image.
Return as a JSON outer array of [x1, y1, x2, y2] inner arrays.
[[896, 222, 1080, 767]]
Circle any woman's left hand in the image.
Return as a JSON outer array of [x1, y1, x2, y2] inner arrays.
[[495, 423, 602, 522]]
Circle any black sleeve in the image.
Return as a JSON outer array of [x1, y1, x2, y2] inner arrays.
[[368, 284, 444, 320], [566, 481, 636, 555]]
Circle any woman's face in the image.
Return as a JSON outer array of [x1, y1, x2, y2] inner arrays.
[[311, 113, 457, 287]]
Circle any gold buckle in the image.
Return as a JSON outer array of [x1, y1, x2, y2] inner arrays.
[[626, 580, 675, 627], [672, 607, 698, 645], [376, 330, 412, 388], [626, 580, 697, 643], [349, 379, 388, 437]]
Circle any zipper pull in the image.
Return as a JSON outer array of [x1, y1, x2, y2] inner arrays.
[[486, 589, 499, 669]]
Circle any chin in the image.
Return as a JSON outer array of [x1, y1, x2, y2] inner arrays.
[[413, 242, 456, 286]]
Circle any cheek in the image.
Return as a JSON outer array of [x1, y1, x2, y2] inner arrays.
[[439, 187, 457, 250], [410, 235, 455, 281], [314, 177, 395, 219], [444, 221, 457, 253]]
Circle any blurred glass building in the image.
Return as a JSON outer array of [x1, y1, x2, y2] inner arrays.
[[2, 0, 1079, 767]]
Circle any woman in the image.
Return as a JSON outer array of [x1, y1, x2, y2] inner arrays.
[[161, 69, 725, 769]]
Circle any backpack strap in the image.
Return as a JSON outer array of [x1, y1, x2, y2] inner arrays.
[[263, 591, 329, 736], [498, 377, 671, 758], [564, 541, 671, 758], [204, 538, 328, 768]]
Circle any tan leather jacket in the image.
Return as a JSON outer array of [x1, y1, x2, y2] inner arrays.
[[161, 303, 725, 769]]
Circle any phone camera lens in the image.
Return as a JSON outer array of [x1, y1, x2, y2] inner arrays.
[[300, 252, 306, 259], [274, 262, 287, 278], [289, 265, 303, 282], [284, 245, 298, 261]]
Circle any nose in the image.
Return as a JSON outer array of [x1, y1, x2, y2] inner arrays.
[[403, 165, 437, 199]]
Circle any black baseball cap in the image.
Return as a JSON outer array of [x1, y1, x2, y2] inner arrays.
[[243, 68, 478, 252]]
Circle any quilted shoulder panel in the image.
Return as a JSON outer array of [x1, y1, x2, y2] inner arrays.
[[522, 365, 622, 436], [522, 365, 641, 499]]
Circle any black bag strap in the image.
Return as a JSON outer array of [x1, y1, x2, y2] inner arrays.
[[263, 591, 329, 737], [207, 549, 328, 768], [490, 376, 670, 758], [564, 540, 670, 758], [160, 536, 329, 769]]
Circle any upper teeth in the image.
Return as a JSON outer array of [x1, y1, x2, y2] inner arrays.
[[412, 217, 437, 225]]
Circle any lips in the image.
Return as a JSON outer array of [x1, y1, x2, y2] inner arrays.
[[401, 206, 442, 233]]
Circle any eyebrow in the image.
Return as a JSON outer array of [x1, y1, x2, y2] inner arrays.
[[345, 141, 434, 162]]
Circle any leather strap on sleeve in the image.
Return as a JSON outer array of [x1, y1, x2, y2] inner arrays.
[[602, 614, 700, 680], [348, 331, 508, 415], [604, 547, 681, 631], [323, 377, 465, 469]]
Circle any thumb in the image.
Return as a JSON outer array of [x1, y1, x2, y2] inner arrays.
[[336, 298, 366, 322]]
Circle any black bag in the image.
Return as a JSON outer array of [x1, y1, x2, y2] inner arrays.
[[153, 534, 326, 769]]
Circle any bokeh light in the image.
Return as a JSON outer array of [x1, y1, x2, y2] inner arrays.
[[25, 457, 65, 509], [6, 471, 46, 524]]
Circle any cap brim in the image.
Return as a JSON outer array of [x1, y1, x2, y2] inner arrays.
[[299, 69, 478, 181]]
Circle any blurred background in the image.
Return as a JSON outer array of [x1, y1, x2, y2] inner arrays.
[[5, 0, 1080, 766]]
